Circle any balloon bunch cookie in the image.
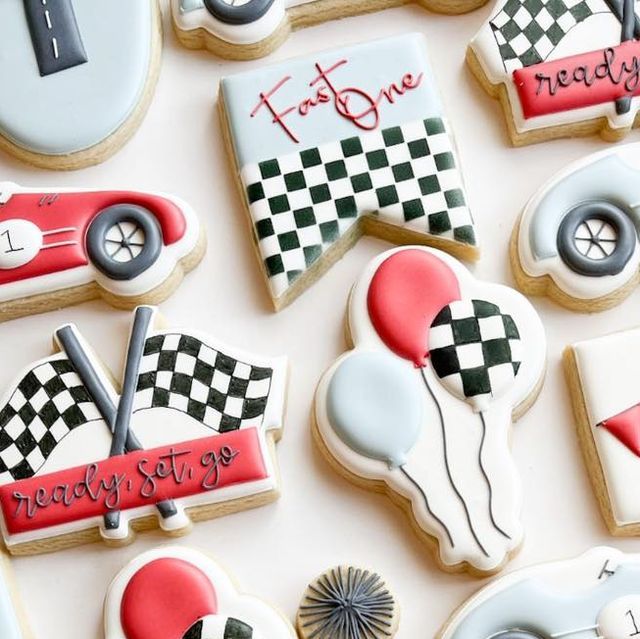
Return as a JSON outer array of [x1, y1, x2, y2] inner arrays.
[[315, 246, 546, 575]]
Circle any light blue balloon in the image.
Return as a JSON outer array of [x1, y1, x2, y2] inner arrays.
[[327, 351, 423, 468]]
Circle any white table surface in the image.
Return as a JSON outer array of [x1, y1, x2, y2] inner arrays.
[[3, 2, 640, 637]]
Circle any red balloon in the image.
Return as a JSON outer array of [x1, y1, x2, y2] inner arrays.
[[367, 249, 461, 367], [121, 558, 218, 639]]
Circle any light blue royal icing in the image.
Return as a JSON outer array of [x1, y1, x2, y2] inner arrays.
[[0, 570, 21, 639], [327, 351, 423, 468], [0, 0, 153, 155], [529, 156, 640, 260], [180, 0, 205, 12], [220, 33, 444, 166], [451, 563, 640, 639]]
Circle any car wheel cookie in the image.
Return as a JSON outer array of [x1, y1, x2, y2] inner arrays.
[[565, 327, 640, 535], [0, 306, 288, 555], [297, 566, 399, 639], [0, 182, 205, 322], [511, 143, 640, 312], [172, 0, 489, 61], [219, 34, 479, 311], [314, 246, 546, 576], [468, 0, 640, 145], [438, 547, 640, 639], [0, 0, 162, 170], [105, 546, 297, 639]]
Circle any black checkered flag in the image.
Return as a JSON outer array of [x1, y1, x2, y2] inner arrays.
[[244, 117, 476, 300], [183, 616, 253, 639], [489, 0, 609, 72], [428, 299, 523, 412], [0, 356, 102, 483], [134, 333, 275, 432]]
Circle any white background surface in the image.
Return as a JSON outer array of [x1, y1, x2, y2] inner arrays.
[[3, 2, 640, 637]]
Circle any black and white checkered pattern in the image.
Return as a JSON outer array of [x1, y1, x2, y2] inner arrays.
[[242, 117, 476, 300], [183, 616, 254, 639], [0, 358, 101, 483], [134, 333, 273, 432], [429, 300, 523, 402], [490, 0, 608, 72]]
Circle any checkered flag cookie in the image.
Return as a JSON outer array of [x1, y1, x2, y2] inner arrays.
[[0, 357, 102, 483], [134, 333, 274, 432], [183, 616, 253, 639], [242, 117, 476, 300], [428, 300, 523, 408], [490, 0, 609, 72]]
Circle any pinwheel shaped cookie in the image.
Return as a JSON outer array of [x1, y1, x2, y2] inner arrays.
[[314, 247, 546, 575]]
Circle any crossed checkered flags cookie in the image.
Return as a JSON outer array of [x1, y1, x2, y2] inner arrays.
[[0, 307, 279, 488], [489, 0, 612, 72]]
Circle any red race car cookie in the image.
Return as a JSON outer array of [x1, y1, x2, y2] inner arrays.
[[0, 182, 205, 322]]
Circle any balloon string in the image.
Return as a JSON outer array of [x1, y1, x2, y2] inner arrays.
[[399, 465, 455, 548], [420, 368, 490, 558], [479, 412, 511, 540]]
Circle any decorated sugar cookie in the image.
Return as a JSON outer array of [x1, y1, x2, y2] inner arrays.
[[219, 34, 479, 310], [469, 0, 640, 144], [105, 546, 296, 639], [0, 306, 287, 555], [565, 327, 640, 535], [438, 547, 640, 639], [173, 0, 489, 60], [0, 0, 161, 169], [0, 553, 28, 639], [0, 182, 204, 322], [512, 143, 640, 311], [314, 246, 545, 575], [296, 566, 399, 639]]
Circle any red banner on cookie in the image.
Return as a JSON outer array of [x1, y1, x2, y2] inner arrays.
[[514, 42, 640, 119], [0, 429, 267, 534]]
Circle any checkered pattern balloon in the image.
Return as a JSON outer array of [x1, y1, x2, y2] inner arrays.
[[428, 300, 523, 411], [134, 333, 274, 432], [489, 0, 608, 72], [0, 357, 102, 483], [183, 616, 254, 639]]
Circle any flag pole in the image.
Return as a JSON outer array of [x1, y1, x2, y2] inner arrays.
[[55, 314, 178, 534]]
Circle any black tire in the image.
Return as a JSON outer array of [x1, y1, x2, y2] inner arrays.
[[203, 0, 276, 25], [86, 204, 162, 281], [556, 201, 637, 277]]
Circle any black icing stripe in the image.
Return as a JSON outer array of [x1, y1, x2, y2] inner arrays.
[[23, 0, 88, 77]]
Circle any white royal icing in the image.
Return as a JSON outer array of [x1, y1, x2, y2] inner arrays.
[[572, 327, 640, 527], [104, 546, 296, 639], [517, 144, 640, 301], [315, 246, 546, 573]]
